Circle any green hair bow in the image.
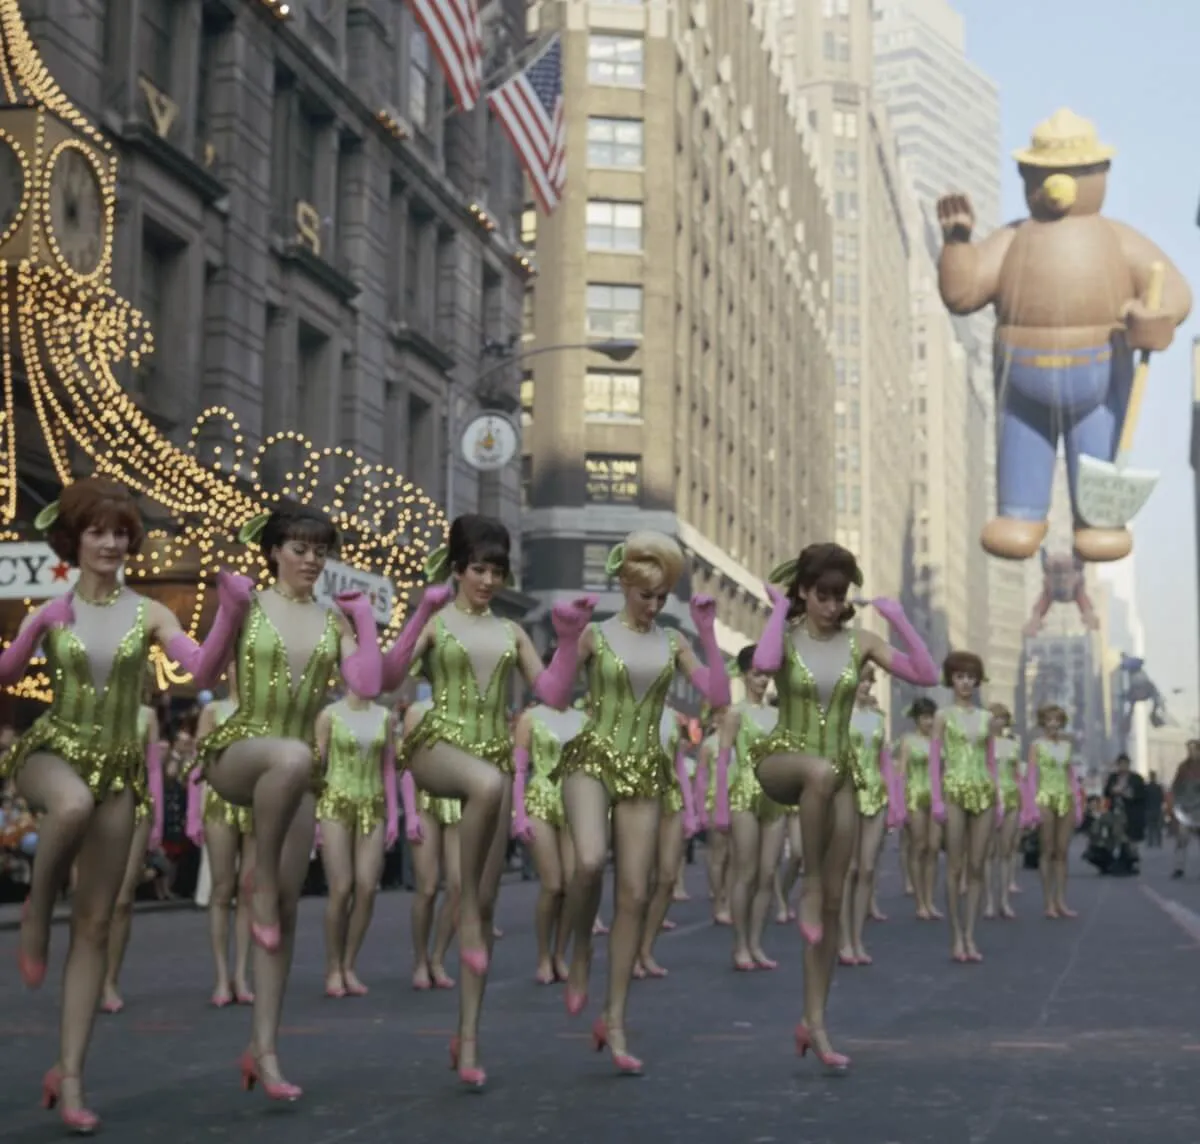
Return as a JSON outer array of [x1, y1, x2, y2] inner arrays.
[[766, 558, 863, 588], [424, 546, 451, 584], [604, 543, 626, 578], [34, 501, 60, 532], [237, 513, 270, 545]]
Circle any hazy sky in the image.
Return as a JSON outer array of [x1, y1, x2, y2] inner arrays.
[[952, 0, 1200, 725]]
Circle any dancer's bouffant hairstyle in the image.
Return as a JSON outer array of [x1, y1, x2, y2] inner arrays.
[[45, 477, 145, 567], [736, 644, 757, 674], [256, 501, 339, 577], [1037, 703, 1069, 728], [779, 542, 862, 623], [615, 530, 684, 593], [988, 702, 1012, 723], [942, 649, 986, 688], [447, 514, 511, 579], [908, 696, 938, 721]]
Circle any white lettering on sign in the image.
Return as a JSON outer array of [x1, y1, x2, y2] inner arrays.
[[0, 543, 78, 599], [316, 560, 394, 626]]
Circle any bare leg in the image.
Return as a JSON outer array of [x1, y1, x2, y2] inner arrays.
[[205, 819, 241, 1002], [944, 804, 968, 958], [707, 830, 731, 923], [900, 823, 914, 894], [750, 816, 786, 963], [430, 825, 462, 985], [604, 797, 660, 1062], [998, 813, 1020, 916], [101, 814, 151, 1011], [529, 819, 565, 982], [924, 819, 944, 918], [247, 793, 315, 1091], [909, 811, 931, 917], [57, 789, 137, 1118], [343, 824, 385, 991], [982, 822, 998, 918], [728, 811, 760, 966], [455, 778, 512, 1074], [409, 813, 443, 988], [561, 775, 611, 1009], [776, 813, 803, 921], [1038, 816, 1057, 916], [838, 814, 862, 962], [640, 810, 684, 974], [1053, 813, 1075, 915], [234, 833, 254, 998], [318, 819, 354, 994], [851, 812, 887, 961], [962, 812, 993, 959], [554, 827, 575, 978]]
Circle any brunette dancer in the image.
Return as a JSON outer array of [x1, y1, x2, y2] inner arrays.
[[898, 699, 941, 920], [635, 707, 699, 977], [196, 503, 383, 1101], [985, 703, 1022, 919], [838, 666, 902, 966], [555, 531, 731, 1073], [930, 651, 998, 963], [187, 674, 255, 1006], [4, 478, 251, 1130], [749, 543, 937, 1069], [99, 702, 163, 1013], [315, 688, 399, 997], [382, 514, 593, 1087], [1026, 704, 1082, 918], [695, 720, 732, 924], [514, 695, 585, 983], [717, 646, 785, 970], [402, 698, 463, 991]]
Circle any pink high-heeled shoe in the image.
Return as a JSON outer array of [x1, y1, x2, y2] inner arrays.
[[460, 947, 489, 975], [41, 1068, 100, 1134], [234, 987, 255, 1005], [449, 1037, 487, 1089], [18, 899, 47, 990], [753, 955, 779, 971], [794, 1023, 850, 1074], [99, 996, 124, 1015], [732, 955, 757, 972], [210, 988, 233, 1008], [239, 1050, 302, 1101], [592, 1018, 643, 1075], [241, 871, 280, 953], [838, 953, 859, 967], [344, 979, 369, 997]]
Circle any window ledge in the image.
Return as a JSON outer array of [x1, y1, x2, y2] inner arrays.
[[274, 240, 361, 304], [113, 119, 228, 206], [389, 322, 456, 373]]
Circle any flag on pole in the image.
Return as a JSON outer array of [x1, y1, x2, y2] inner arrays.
[[406, 0, 484, 112], [487, 35, 566, 215]]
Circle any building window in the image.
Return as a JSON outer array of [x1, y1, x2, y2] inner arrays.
[[520, 372, 534, 428], [582, 543, 613, 590], [835, 358, 846, 386], [521, 208, 537, 245], [849, 317, 860, 346], [846, 234, 858, 261], [845, 111, 858, 139], [586, 201, 643, 252], [837, 33, 850, 62], [823, 31, 834, 59], [585, 454, 642, 504], [849, 445, 860, 472], [520, 456, 533, 509], [409, 27, 432, 132], [584, 370, 642, 420], [195, 14, 222, 155], [294, 105, 321, 208], [850, 484, 861, 512], [138, 0, 175, 93], [586, 284, 642, 338], [587, 36, 644, 86], [846, 192, 859, 221], [587, 118, 644, 168], [835, 483, 846, 512], [848, 362, 860, 386], [522, 289, 535, 341]]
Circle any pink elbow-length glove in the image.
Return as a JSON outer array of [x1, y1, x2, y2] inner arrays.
[[882, 746, 906, 829], [0, 594, 74, 685], [511, 747, 534, 843], [164, 571, 255, 688], [686, 595, 732, 708], [383, 740, 399, 850], [533, 596, 597, 709], [336, 591, 384, 699], [752, 584, 790, 674], [867, 597, 938, 686], [929, 738, 947, 823], [185, 769, 206, 849], [147, 740, 165, 851], [675, 745, 700, 837], [401, 771, 424, 844], [713, 746, 732, 832], [381, 583, 455, 691], [694, 758, 710, 831]]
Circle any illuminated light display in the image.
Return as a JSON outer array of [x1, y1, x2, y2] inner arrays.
[[0, 2, 447, 698]]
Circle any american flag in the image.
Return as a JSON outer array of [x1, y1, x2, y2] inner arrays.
[[405, 0, 483, 112], [487, 35, 566, 215]]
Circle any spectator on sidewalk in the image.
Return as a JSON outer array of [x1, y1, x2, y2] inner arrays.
[[1145, 771, 1164, 848], [1170, 741, 1200, 879]]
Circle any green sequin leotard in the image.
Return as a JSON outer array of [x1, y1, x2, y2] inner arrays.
[[1033, 738, 1073, 817], [524, 706, 584, 828], [995, 736, 1022, 813], [660, 712, 684, 815], [939, 707, 994, 814], [316, 701, 391, 835], [728, 703, 784, 821], [904, 734, 933, 813], [134, 705, 154, 825], [850, 706, 889, 818]]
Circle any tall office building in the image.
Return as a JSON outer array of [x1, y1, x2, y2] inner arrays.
[[873, 0, 1024, 710], [520, 1, 837, 668], [773, 0, 913, 722]]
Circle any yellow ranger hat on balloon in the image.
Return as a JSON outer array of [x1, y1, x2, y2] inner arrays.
[[1012, 108, 1115, 169]]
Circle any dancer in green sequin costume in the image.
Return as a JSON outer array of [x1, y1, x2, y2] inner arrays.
[[984, 703, 1023, 920], [315, 690, 398, 998], [929, 650, 1000, 963], [188, 674, 255, 1008], [1026, 703, 1082, 918], [695, 719, 732, 924], [750, 543, 937, 1071], [197, 504, 383, 1102], [555, 531, 731, 1075], [898, 698, 941, 921], [514, 691, 585, 984], [718, 645, 786, 972], [402, 698, 463, 992]]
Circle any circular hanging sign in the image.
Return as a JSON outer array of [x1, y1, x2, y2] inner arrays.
[[460, 412, 519, 471]]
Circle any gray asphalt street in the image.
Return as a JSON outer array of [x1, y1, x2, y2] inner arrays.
[[0, 839, 1197, 1143]]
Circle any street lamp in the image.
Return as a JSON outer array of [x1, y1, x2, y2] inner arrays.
[[445, 338, 639, 518]]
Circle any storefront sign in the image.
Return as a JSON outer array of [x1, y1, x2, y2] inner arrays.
[[0, 543, 77, 599], [316, 559, 394, 625]]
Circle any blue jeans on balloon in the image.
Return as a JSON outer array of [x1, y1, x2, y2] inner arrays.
[[994, 340, 1133, 523]]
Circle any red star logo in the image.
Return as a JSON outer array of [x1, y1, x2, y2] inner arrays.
[[51, 562, 70, 582]]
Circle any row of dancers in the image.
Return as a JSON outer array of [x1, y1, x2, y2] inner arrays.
[[2, 475, 1082, 1134]]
